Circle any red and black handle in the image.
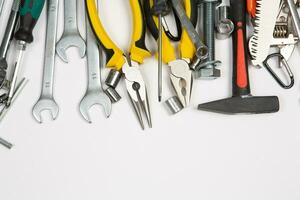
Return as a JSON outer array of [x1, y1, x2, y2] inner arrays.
[[230, 0, 251, 97]]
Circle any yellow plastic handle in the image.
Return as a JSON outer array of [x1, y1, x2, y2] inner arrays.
[[129, 0, 151, 63], [150, 0, 176, 63], [86, 0, 125, 70], [179, 0, 196, 60]]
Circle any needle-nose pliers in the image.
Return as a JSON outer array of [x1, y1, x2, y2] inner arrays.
[[86, 0, 152, 129]]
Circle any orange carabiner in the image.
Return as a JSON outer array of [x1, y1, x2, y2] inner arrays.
[[247, 0, 256, 18]]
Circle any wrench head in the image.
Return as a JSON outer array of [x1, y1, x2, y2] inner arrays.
[[32, 98, 59, 123], [79, 91, 112, 123], [56, 33, 86, 63]]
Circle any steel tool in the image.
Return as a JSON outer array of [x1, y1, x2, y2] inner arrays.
[[215, 5, 234, 40], [79, 13, 112, 123], [0, 137, 13, 149], [0, 0, 20, 88], [151, 0, 170, 102], [86, 0, 152, 129], [171, 0, 208, 65], [196, 0, 222, 78], [32, 0, 59, 123], [56, 0, 86, 63], [198, 0, 279, 114], [6, 0, 46, 107]]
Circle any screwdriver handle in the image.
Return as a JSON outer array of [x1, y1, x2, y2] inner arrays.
[[15, 0, 46, 43]]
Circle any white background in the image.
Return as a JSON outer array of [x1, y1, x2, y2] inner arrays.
[[1, 0, 300, 200]]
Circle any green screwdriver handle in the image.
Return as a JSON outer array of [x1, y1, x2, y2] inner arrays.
[[15, 0, 46, 43]]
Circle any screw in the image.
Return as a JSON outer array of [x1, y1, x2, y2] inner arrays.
[[196, 0, 221, 79]]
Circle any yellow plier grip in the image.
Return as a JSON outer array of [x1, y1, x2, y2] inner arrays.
[[129, 0, 152, 63], [86, 0, 124, 70], [85, 0, 150, 71]]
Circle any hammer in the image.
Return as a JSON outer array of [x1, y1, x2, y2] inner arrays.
[[198, 0, 280, 114]]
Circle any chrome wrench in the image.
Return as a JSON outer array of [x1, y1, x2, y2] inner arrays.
[[56, 0, 86, 63], [32, 0, 59, 123], [79, 15, 112, 123], [0, 0, 20, 87]]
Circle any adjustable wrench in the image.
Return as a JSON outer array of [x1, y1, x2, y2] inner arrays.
[[32, 0, 59, 123], [56, 0, 86, 63], [0, 0, 20, 88], [79, 15, 112, 123]]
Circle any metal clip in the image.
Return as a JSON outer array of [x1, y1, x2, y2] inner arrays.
[[263, 53, 294, 89]]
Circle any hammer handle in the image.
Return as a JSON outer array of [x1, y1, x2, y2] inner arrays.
[[230, 0, 251, 96]]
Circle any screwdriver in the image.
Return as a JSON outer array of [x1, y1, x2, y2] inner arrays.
[[151, 0, 170, 102], [6, 0, 46, 106]]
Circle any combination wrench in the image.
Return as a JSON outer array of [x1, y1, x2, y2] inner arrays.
[[0, 0, 20, 88], [79, 15, 112, 123], [56, 0, 86, 63], [32, 0, 59, 123]]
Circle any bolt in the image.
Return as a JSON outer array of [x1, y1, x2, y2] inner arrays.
[[197, 0, 221, 79]]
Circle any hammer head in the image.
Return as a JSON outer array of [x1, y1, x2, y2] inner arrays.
[[198, 96, 280, 114]]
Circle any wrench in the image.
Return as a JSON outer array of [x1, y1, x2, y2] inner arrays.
[[79, 16, 112, 123], [56, 0, 86, 63], [32, 0, 59, 123]]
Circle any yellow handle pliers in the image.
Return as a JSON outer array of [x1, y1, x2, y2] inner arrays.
[[86, 0, 152, 129], [144, 0, 197, 107]]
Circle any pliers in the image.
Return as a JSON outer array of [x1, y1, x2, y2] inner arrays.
[[86, 0, 152, 129], [144, 0, 197, 107]]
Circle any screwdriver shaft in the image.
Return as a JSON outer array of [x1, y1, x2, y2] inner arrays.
[[6, 41, 26, 107], [158, 14, 163, 102]]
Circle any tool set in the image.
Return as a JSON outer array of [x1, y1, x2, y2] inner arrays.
[[0, 0, 300, 148]]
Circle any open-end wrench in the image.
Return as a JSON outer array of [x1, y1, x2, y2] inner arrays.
[[32, 0, 59, 123], [56, 0, 86, 63], [79, 15, 112, 123], [0, 0, 20, 87]]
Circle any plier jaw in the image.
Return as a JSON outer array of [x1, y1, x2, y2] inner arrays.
[[123, 60, 152, 130], [169, 59, 192, 107]]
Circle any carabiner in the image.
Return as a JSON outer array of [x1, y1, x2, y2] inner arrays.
[[263, 53, 294, 89]]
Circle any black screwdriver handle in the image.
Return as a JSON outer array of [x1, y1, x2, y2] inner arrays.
[[14, 0, 46, 43], [230, 0, 251, 97]]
